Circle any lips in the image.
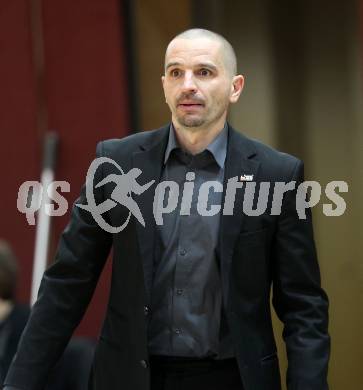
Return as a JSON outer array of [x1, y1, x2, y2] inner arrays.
[[177, 101, 204, 109], [178, 103, 203, 112]]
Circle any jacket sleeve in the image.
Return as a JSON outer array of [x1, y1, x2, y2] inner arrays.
[[4, 142, 112, 390], [272, 160, 330, 390]]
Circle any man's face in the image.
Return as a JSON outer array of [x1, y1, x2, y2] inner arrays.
[[162, 37, 240, 130]]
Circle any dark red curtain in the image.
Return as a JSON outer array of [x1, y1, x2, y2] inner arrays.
[[0, 0, 130, 337]]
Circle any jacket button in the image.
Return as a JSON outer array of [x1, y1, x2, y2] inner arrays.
[[140, 359, 148, 368], [144, 305, 150, 316]]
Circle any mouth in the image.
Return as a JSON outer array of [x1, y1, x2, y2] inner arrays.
[[177, 102, 204, 110]]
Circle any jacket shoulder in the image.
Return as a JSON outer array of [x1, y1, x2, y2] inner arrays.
[[96, 126, 167, 158], [237, 130, 302, 180], [251, 136, 300, 165]]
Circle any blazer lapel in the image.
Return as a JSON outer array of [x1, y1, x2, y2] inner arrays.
[[218, 125, 260, 309], [132, 125, 170, 305]]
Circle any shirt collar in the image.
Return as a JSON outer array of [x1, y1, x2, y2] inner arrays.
[[163, 122, 228, 169]]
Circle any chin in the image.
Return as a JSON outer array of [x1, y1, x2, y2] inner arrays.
[[178, 117, 205, 128]]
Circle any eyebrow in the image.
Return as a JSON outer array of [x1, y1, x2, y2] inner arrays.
[[165, 62, 182, 70], [165, 62, 218, 72]]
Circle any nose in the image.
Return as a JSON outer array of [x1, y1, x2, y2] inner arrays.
[[181, 71, 197, 93]]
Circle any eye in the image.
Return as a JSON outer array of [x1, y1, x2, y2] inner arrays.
[[198, 68, 212, 77], [170, 69, 181, 78]]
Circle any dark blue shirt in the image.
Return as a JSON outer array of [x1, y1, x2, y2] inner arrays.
[[147, 123, 235, 359]]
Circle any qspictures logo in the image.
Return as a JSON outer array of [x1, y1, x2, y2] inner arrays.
[[17, 157, 348, 233], [76, 157, 155, 233]]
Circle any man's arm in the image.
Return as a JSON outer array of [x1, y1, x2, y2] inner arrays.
[[4, 142, 112, 390], [272, 160, 330, 390]]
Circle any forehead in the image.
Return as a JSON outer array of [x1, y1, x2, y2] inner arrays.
[[165, 37, 224, 68]]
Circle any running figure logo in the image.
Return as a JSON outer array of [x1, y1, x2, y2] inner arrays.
[[77, 157, 155, 233]]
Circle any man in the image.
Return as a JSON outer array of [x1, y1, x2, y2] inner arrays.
[[0, 240, 96, 390], [4, 29, 330, 390], [0, 241, 30, 384]]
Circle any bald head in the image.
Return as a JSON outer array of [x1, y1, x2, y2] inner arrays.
[[165, 28, 237, 77]]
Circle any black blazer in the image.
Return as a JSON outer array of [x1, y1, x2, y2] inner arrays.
[[5, 124, 330, 390]]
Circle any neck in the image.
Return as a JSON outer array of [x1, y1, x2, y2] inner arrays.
[[0, 299, 13, 322], [172, 116, 226, 155]]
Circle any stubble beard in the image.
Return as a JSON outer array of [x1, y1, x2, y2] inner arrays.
[[178, 116, 205, 128], [176, 106, 208, 128], [173, 97, 228, 130]]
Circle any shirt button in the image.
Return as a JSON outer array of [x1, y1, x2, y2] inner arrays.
[[140, 359, 148, 368], [174, 329, 181, 335], [179, 249, 187, 256], [143, 305, 150, 316], [176, 289, 183, 295]]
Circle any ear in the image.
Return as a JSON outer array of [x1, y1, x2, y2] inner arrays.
[[161, 75, 167, 103], [229, 75, 244, 104]]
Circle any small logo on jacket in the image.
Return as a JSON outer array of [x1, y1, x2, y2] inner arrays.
[[239, 174, 254, 181]]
